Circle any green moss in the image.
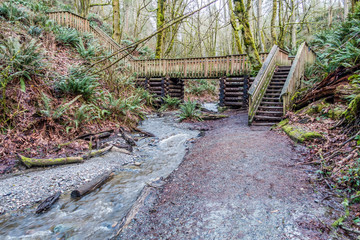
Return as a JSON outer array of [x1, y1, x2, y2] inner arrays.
[[327, 108, 344, 120], [342, 94, 360, 121], [277, 118, 289, 127], [282, 124, 323, 143]]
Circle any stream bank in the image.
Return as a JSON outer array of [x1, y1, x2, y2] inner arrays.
[[0, 113, 199, 239]]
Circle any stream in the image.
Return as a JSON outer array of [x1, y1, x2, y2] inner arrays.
[[0, 114, 199, 239]]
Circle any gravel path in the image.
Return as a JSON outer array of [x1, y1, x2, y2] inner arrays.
[[118, 112, 331, 240], [0, 151, 133, 213]]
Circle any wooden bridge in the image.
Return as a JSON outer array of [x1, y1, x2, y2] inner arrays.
[[48, 11, 316, 126], [130, 54, 268, 79]]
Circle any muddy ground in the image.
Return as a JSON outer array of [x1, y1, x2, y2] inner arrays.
[[117, 111, 337, 240]]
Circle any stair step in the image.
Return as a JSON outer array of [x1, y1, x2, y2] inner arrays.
[[256, 111, 283, 115], [264, 93, 281, 97], [260, 102, 283, 106], [263, 97, 280, 101], [258, 106, 283, 111], [252, 122, 277, 126], [255, 115, 282, 120], [267, 86, 283, 90]]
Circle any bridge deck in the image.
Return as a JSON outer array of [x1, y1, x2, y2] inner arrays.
[[131, 53, 268, 79]]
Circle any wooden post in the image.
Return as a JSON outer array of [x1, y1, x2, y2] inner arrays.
[[219, 77, 225, 107], [243, 75, 249, 107]]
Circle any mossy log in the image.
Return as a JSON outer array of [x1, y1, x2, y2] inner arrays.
[[18, 155, 84, 168], [200, 114, 229, 120], [71, 171, 114, 199], [83, 146, 113, 159], [282, 124, 323, 143], [18, 146, 113, 168]]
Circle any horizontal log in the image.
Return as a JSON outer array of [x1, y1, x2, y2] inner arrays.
[[225, 81, 244, 85], [225, 87, 243, 91], [71, 171, 114, 198], [149, 86, 163, 90], [168, 94, 184, 98], [167, 85, 183, 88], [18, 155, 83, 168], [225, 92, 243, 96], [201, 114, 229, 120], [149, 82, 162, 86], [224, 101, 244, 106], [224, 97, 243, 101], [169, 89, 182, 93], [149, 79, 163, 82]]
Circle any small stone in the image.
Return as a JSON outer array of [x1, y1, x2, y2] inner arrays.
[[134, 162, 142, 166]]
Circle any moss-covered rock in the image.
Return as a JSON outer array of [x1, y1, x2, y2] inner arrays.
[[282, 124, 323, 143]]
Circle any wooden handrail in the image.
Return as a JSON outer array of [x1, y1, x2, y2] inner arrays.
[[248, 45, 291, 124], [280, 42, 316, 113]]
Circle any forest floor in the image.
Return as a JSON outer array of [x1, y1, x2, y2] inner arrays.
[[117, 111, 338, 240]]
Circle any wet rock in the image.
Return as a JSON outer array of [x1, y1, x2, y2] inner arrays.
[[134, 162, 142, 166]]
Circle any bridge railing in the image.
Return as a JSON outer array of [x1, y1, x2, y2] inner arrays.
[[131, 53, 268, 78], [248, 45, 291, 124], [280, 42, 316, 113], [47, 11, 130, 61]]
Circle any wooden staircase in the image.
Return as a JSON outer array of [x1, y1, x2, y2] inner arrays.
[[252, 66, 291, 126]]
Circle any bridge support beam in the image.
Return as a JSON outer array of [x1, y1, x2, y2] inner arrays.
[[135, 76, 184, 104], [219, 76, 253, 109]]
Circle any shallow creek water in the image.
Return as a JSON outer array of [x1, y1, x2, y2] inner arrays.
[[0, 114, 199, 239]]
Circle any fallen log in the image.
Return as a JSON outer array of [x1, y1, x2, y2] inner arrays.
[[18, 146, 113, 168], [83, 146, 113, 159], [111, 146, 132, 155], [18, 154, 84, 168], [36, 191, 61, 214], [76, 130, 114, 141], [200, 114, 229, 120], [295, 64, 360, 109], [71, 171, 114, 199], [119, 127, 136, 146], [133, 127, 155, 137]]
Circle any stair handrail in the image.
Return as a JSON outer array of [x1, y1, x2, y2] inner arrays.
[[248, 45, 290, 124], [280, 42, 316, 113]]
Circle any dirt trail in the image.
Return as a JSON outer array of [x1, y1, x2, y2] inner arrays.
[[118, 112, 330, 240]]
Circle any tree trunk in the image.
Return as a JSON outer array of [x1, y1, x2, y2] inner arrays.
[[233, 0, 262, 69], [257, 0, 264, 52], [112, 0, 121, 43], [328, 0, 333, 27], [228, 0, 244, 54], [271, 0, 277, 44], [291, 0, 296, 50], [344, 0, 349, 20], [155, 0, 166, 59]]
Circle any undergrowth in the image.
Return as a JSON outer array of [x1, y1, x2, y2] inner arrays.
[[0, 0, 154, 170]]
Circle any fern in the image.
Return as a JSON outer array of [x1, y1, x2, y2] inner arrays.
[[57, 67, 99, 100]]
